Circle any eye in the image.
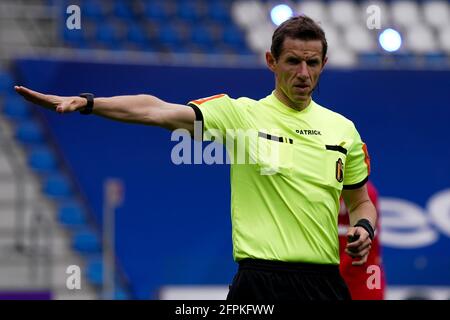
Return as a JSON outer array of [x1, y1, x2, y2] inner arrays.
[[286, 57, 300, 65], [307, 60, 320, 66]]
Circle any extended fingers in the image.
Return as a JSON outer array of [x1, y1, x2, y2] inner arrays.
[[14, 86, 83, 113], [15, 86, 34, 101], [15, 86, 46, 101], [15, 86, 57, 109]]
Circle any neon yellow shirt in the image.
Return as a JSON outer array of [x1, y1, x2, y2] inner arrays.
[[188, 92, 370, 264]]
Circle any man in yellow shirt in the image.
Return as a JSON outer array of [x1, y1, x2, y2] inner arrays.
[[15, 15, 376, 301]]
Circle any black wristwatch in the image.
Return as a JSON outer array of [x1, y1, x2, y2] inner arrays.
[[79, 93, 95, 115], [354, 219, 375, 241]]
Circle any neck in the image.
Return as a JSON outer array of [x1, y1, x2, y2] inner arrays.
[[274, 89, 311, 111]]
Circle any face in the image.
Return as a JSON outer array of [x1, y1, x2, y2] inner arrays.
[[266, 38, 327, 110]]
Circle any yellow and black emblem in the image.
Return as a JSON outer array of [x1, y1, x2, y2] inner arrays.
[[336, 158, 344, 183]]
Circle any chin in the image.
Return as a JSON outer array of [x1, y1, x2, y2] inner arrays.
[[292, 95, 310, 104]]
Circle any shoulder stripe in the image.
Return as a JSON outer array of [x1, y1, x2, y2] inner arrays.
[[362, 143, 371, 175], [190, 94, 226, 106]]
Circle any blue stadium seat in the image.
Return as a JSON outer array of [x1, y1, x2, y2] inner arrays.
[[28, 146, 57, 174], [127, 23, 148, 45], [159, 24, 183, 46], [222, 25, 247, 50], [113, 0, 134, 20], [72, 228, 101, 254], [15, 121, 44, 144], [60, 0, 91, 48], [131, 40, 156, 52], [211, 43, 245, 55], [144, 0, 169, 21], [191, 25, 215, 47], [197, 43, 223, 55], [58, 201, 87, 229], [177, 1, 203, 22], [2, 96, 30, 121], [82, 0, 106, 20], [234, 45, 254, 55], [86, 258, 103, 286], [207, 1, 231, 23], [162, 42, 190, 54], [63, 25, 88, 48], [43, 173, 72, 198], [96, 22, 119, 47], [85, 258, 130, 299]]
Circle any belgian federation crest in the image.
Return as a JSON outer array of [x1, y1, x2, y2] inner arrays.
[[336, 158, 344, 183]]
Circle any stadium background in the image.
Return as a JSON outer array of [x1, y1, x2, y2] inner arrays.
[[0, 0, 449, 300]]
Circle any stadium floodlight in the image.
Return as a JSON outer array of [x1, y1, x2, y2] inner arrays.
[[379, 28, 402, 52], [270, 4, 293, 26]]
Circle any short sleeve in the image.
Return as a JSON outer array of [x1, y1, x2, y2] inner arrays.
[[187, 94, 247, 141], [343, 126, 370, 189]]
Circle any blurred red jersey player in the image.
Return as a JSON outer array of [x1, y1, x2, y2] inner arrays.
[[339, 181, 386, 300]]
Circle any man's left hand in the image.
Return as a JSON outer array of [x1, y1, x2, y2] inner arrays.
[[345, 226, 372, 266]]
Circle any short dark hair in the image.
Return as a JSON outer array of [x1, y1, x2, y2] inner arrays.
[[270, 15, 328, 62]]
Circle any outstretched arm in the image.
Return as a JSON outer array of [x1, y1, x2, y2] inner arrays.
[[14, 86, 196, 133], [342, 184, 377, 266]]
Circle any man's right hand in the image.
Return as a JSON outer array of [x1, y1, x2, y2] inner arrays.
[[14, 85, 197, 133], [14, 86, 87, 113]]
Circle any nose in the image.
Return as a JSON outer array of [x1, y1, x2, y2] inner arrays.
[[296, 61, 309, 79]]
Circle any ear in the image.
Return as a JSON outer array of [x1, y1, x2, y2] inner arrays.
[[321, 56, 328, 72], [265, 51, 276, 72]]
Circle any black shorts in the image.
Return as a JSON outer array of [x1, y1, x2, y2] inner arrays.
[[226, 259, 351, 301]]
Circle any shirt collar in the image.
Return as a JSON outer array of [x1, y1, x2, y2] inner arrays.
[[267, 91, 315, 115]]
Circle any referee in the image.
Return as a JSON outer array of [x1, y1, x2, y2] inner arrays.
[[15, 15, 377, 301]]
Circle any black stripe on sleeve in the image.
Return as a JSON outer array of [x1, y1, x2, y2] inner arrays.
[[188, 103, 204, 122], [325, 145, 348, 155], [188, 103, 204, 141], [258, 131, 283, 143], [343, 176, 369, 190]]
